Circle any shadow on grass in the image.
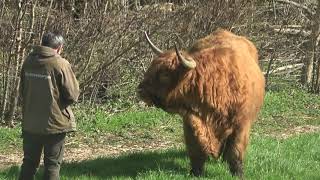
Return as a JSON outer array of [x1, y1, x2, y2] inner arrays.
[[1, 149, 190, 179], [61, 149, 188, 179]]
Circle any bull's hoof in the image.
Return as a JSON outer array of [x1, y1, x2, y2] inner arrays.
[[230, 161, 244, 179], [232, 171, 243, 180], [190, 168, 203, 177]]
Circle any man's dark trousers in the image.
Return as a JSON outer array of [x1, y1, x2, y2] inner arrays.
[[18, 132, 66, 180]]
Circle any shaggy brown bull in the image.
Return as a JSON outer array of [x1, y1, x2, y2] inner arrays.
[[137, 29, 265, 178]]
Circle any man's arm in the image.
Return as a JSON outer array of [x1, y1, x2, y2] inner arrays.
[[60, 63, 80, 106]]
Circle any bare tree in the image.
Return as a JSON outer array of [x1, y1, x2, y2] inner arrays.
[[274, 0, 320, 90], [311, 0, 320, 92]]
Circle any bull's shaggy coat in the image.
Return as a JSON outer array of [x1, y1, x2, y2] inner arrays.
[[138, 29, 265, 178]]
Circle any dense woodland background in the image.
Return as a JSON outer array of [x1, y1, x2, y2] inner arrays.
[[0, 0, 319, 126]]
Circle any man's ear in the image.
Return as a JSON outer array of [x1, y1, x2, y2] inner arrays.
[[57, 45, 63, 54]]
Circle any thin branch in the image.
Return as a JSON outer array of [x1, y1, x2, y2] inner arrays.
[[40, 0, 54, 42], [265, 50, 275, 90], [77, 40, 96, 79], [264, 63, 304, 75], [273, 28, 311, 37], [276, 0, 315, 18]]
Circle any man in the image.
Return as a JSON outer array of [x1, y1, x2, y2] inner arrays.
[[19, 32, 80, 180]]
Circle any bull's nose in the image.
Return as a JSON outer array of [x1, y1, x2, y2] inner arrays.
[[137, 86, 143, 95], [137, 88, 142, 94], [137, 83, 144, 92], [137, 83, 142, 89]]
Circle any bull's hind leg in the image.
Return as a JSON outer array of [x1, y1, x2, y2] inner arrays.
[[222, 122, 251, 178]]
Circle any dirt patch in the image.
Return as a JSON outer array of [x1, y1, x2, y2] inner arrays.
[[63, 140, 179, 163], [0, 137, 180, 170], [0, 152, 22, 170], [269, 125, 320, 139]]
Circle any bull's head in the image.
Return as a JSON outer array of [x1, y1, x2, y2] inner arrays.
[[137, 32, 197, 112], [143, 31, 197, 68]]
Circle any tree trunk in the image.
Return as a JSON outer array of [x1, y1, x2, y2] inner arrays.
[[4, 0, 24, 127], [40, 0, 53, 43], [311, 0, 320, 93], [301, 45, 314, 85], [0, 53, 11, 123], [301, 0, 320, 89]]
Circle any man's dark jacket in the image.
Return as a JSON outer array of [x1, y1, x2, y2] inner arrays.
[[20, 45, 80, 134]]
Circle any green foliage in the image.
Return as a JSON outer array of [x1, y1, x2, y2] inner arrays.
[[254, 81, 320, 134], [0, 127, 21, 153], [263, 87, 320, 116], [76, 107, 181, 135], [246, 133, 320, 179]]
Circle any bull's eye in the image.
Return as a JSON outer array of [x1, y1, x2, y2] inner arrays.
[[159, 72, 170, 83]]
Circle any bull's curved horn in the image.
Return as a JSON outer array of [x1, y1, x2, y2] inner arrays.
[[144, 31, 163, 55], [175, 45, 196, 69]]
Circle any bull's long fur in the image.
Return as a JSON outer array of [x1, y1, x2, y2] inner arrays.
[[138, 29, 265, 177]]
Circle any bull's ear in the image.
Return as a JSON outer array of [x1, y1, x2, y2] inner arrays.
[[175, 45, 196, 69]]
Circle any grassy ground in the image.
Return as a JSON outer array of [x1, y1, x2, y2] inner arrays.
[[0, 127, 20, 154], [1, 133, 319, 180], [0, 82, 319, 179], [254, 81, 320, 135]]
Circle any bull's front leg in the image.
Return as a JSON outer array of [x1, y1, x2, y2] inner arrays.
[[183, 114, 220, 176]]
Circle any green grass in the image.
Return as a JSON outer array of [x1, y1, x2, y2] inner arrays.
[[0, 127, 21, 154], [72, 107, 183, 147], [77, 107, 181, 136], [246, 133, 320, 180], [254, 83, 320, 135], [0, 108, 182, 152], [1, 133, 319, 179]]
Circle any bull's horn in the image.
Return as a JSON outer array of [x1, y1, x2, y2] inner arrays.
[[175, 45, 196, 69], [144, 31, 163, 55]]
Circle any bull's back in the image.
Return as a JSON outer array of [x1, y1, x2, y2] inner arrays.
[[209, 30, 264, 115], [189, 29, 264, 116], [232, 39, 265, 119], [192, 30, 258, 64]]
